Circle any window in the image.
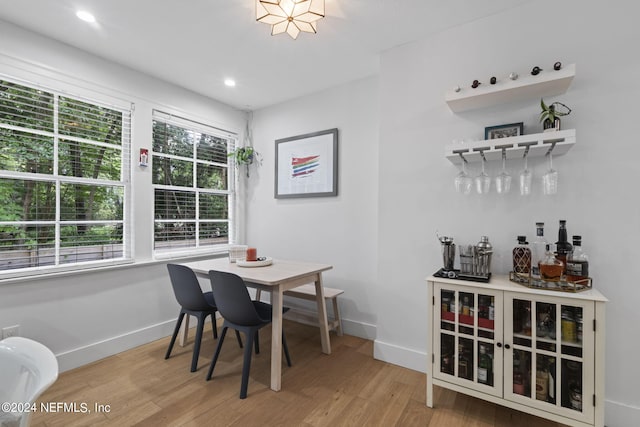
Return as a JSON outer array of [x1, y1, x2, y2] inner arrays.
[[0, 78, 131, 274], [152, 111, 236, 254]]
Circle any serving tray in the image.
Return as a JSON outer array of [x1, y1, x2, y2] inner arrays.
[[237, 257, 273, 268]]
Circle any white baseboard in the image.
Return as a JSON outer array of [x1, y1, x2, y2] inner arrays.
[[342, 318, 376, 340], [604, 399, 640, 427], [283, 307, 377, 341], [55, 320, 176, 372], [373, 339, 427, 373]]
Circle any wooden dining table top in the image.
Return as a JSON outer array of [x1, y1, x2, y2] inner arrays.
[[183, 257, 333, 286]]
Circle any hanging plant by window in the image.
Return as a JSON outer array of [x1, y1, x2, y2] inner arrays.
[[228, 146, 261, 177]]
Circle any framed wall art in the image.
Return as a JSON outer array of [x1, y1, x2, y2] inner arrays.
[[275, 128, 338, 199]]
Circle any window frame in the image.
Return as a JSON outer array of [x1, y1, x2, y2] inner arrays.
[[151, 110, 238, 257], [0, 75, 132, 279]]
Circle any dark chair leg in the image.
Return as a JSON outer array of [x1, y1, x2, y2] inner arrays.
[[282, 331, 292, 367], [235, 330, 243, 348], [211, 312, 218, 339], [165, 311, 185, 360], [240, 329, 256, 399], [191, 313, 206, 372], [206, 326, 228, 381], [254, 330, 260, 355]]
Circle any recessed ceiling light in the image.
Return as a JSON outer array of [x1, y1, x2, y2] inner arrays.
[[76, 10, 96, 23], [224, 79, 236, 87]]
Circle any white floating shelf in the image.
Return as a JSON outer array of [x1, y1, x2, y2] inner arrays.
[[445, 129, 576, 165], [445, 64, 575, 113]]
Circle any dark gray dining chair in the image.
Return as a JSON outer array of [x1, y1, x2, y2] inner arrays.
[[165, 263, 219, 372], [165, 264, 242, 372], [206, 270, 292, 399]]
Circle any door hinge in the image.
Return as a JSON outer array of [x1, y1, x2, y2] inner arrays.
[[432, 353, 435, 364], [593, 394, 596, 407], [593, 319, 596, 332], [433, 296, 435, 306]]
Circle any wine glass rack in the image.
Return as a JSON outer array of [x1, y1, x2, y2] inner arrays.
[[445, 129, 575, 166]]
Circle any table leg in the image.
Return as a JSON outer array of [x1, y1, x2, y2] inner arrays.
[[270, 286, 283, 391], [314, 273, 331, 354]]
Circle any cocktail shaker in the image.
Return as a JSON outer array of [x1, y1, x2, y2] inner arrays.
[[438, 234, 456, 271], [476, 236, 493, 276]]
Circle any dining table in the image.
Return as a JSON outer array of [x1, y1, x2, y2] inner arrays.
[[178, 257, 333, 391]]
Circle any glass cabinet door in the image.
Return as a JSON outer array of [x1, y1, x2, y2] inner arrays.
[[560, 304, 586, 414], [434, 284, 502, 397], [504, 293, 594, 424]]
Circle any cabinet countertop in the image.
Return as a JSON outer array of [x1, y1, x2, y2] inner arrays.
[[427, 274, 607, 302]]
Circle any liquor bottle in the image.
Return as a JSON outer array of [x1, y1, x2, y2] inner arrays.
[[531, 222, 548, 279], [523, 304, 532, 336], [513, 351, 525, 395], [566, 361, 583, 411], [539, 244, 564, 282], [548, 357, 556, 404], [478, 295, 487, 319], [566, 236, 589, 283], [576, 309, 583, 344], [545, 304, 556, 340], [478, 344, 492, 386], [555, 220, 573, 273], [561, 307, 577, 342], [465, 344, 474, 381], [462, 296, 470, 316], [513, 236, 532, 275], [441, 340, 454, 375], [536, 358, 549, 402], [442, 296, 449, 313], [458, 343, 469, 380], [513, 372, 525, 395], [513, 301, 523, 334]]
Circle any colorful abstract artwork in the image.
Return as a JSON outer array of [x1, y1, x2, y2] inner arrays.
[[275, 128, 338, 198], [291, 155, 320, 178]]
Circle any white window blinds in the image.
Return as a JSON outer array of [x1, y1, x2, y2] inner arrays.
[[0, 78, 132, 274], [151, 110, 236, 254]]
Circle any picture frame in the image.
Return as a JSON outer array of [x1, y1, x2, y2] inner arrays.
[[484, 122, 524, 140], [275, 128, 338, 199]]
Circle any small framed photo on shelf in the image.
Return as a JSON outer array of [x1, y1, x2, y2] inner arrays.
[[484, 122, 524, 140]]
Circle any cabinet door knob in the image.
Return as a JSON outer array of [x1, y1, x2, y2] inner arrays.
[[496, 342, 502, 348], [505, 344, 511, 349]]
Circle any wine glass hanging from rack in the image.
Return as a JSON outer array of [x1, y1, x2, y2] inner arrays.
[[448, 130, 575, 195]]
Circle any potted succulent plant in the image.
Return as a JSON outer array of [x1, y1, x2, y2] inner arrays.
[[228, 146, 260, 177], [540, 99, 572, 132]]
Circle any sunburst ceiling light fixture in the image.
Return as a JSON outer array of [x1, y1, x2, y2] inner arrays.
[[256, 0, 325, 40]]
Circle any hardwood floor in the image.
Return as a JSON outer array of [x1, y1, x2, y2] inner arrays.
[[31, 320, 565, 426]]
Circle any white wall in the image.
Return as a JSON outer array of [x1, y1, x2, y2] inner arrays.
[[375, 0, 639, 424], [248, 76, 379, 339], [0, 21, 246, 371]]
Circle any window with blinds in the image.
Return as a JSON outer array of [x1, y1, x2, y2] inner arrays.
[[0, 78, 131, 274], [152, 111, 235, 253]]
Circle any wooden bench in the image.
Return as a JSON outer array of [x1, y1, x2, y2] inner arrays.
[[256, 285, 344, 336]]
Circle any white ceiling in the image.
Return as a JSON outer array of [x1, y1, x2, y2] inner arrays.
[[0, 0, 530, 111]]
